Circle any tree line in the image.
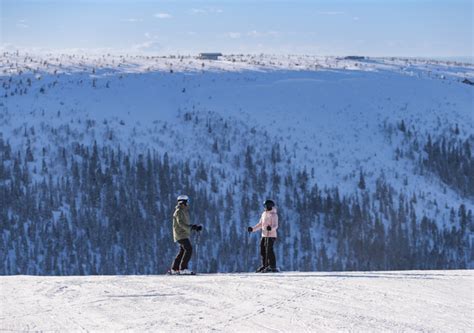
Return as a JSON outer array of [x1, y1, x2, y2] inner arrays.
[[1, 122, 471, 274]]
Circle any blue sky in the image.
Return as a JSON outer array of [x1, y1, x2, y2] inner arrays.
[[1, 0, 472, 57]]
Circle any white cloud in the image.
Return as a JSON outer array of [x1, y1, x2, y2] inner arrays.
[[190, 8, 223, 15], [227, 32, 241, 39], [191, 8, 206, 14], [132, 31, 163, 53], [16, 19, 29, 28], [247, 30, 279, 38], [154, 13, 172, 19], [247, 30, 260, 37], [131, 40, 162, 53], [223, 30, 279, 40], [121, 18, 143, 23]]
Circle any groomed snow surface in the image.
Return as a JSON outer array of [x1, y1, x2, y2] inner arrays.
[[1, 270, 472, 332]]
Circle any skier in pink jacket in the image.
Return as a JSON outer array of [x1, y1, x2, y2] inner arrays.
[[248, 199, 279, 272]]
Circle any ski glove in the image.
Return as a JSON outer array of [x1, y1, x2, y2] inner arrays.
[[191, 225, 203, 231], [247, 226, 253, 233], [266, 226, 272, 231]]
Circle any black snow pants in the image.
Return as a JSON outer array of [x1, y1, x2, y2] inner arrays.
[[260, 237, 277, 269], [172, 238, 193, 270]]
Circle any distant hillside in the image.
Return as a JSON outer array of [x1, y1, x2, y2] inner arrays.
[[1, 52, 472, 274]]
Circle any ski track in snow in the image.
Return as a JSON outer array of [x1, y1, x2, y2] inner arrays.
[[0, 270, 472, 332]]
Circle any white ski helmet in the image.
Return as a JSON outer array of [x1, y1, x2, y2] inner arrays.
[[177, 194, 190, 203]]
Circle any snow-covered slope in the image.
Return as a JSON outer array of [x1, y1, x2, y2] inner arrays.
[[1, 270, 472, 332], [1, 52, 473, 274], [3, 52, 472, 205]]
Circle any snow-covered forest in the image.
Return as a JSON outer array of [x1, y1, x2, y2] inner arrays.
[[1, 52, 473, 274]]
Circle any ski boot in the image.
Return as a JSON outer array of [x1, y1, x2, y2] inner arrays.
[[179, 269, 196, 275], [262, 267, 279, 273]]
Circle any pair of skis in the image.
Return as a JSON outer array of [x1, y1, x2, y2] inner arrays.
[[166, 269, 280, 275], [166, 270, 196, 276]]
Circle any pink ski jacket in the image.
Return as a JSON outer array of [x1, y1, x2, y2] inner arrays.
[[252, 207, 279, 238]]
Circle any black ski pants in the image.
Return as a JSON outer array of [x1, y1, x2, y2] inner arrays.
[[172, 238, 193, 270], [260, 237, 277, 269]]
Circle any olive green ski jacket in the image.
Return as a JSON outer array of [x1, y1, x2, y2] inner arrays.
[[172, 204, 191, 242]]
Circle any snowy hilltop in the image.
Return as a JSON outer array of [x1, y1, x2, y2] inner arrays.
[[0, 51, 473, 274], [1, 270, 472, 332]]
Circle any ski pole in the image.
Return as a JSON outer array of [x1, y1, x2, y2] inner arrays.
[[245, 229, 249, 272], [195, 230, 200, 273]]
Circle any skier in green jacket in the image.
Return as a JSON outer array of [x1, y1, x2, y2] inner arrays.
[[169, 195, 202, 275]]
